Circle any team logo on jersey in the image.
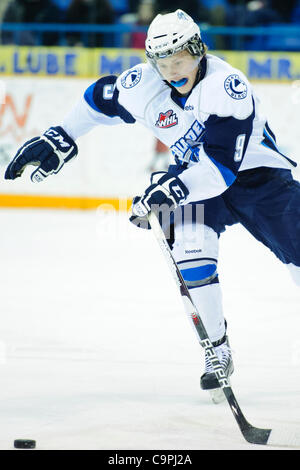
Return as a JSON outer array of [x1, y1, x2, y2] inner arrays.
[[121, 67, 142, 89], [170, 120, 205, 164], [155, 110, 178, 128], [224, 74, 247, 100]]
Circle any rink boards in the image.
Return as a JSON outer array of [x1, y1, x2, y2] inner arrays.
[[0, 75, 299, 209]]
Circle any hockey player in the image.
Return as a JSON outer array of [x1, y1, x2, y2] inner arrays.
[[5, 10, 300, 403]]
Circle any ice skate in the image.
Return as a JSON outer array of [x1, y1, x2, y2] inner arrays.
[[200, 336, 234, 404]]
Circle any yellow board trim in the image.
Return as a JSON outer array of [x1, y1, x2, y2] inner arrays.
[[1, 47, 300, 81], [0, 194, 132, 211]]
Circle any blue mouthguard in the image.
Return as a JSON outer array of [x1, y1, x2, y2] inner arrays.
[[171, 78, 188, 87]]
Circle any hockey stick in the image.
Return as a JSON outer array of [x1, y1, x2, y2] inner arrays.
[[147, 210, 272, 446]]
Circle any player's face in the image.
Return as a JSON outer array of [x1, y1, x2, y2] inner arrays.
[[156, 50, 200, 95]]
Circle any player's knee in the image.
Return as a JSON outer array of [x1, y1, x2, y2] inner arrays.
[[179, 260, 218, 288]]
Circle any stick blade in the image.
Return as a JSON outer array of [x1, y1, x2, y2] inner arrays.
[[242, 425, 271, 445]]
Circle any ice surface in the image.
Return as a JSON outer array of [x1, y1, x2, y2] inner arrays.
[[0, 208, 299, 450]]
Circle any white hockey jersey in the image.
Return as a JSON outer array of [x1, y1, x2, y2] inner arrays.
[[62, 54, 296, 203]]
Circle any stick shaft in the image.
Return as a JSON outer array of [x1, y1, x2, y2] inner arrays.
[[148, 211, 271, 445]]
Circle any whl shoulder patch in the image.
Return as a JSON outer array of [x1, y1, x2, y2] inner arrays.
[[224, 74, 247, 100], [121, 67, 142, 89]]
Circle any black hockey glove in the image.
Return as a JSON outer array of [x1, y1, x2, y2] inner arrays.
[[5, 126, 78, 182], [130, 171, 189, 229]]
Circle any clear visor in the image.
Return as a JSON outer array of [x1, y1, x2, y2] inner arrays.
[[156, 53, 201, 79]]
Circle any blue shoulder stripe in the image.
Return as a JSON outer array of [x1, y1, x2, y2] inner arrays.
[[83, 76, 136, 124], [84, 83, 98, 112]]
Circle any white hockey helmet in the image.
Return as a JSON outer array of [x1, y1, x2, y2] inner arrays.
[[145, 9, 205, 64]]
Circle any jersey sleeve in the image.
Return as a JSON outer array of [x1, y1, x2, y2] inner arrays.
[[178, 71, 255, 203], [179, 109, 254, 202], [202, 104, 254, 183], [62, 75, 135, 141]]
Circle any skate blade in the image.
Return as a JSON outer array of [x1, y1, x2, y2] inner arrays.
[[209, 388, 226, 404]]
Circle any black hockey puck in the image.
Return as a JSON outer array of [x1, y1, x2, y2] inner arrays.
[[14, 439, 36, 449]]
